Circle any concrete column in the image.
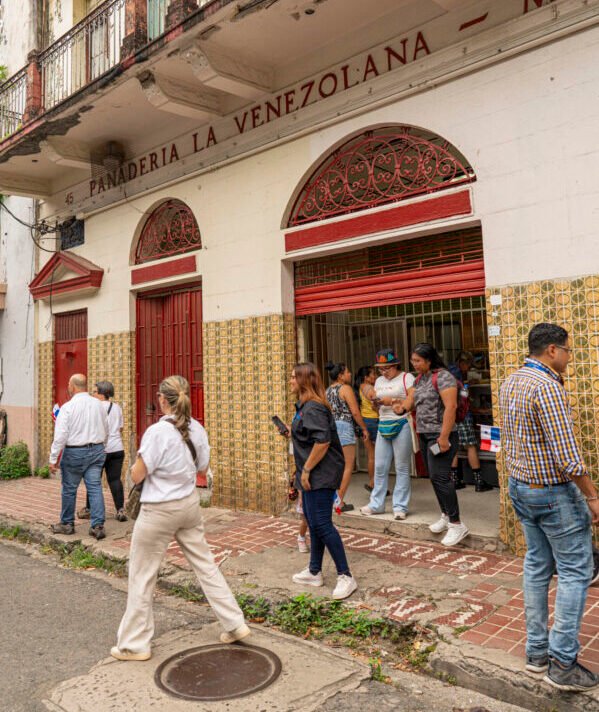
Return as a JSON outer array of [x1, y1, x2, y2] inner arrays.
[[121, 0, 147, 59], [23, 50, 42, 123], [165, 0, 199, 31]]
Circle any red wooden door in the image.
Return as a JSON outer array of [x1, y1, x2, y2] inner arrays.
[[136, 285, 203, 440], [54, 310, 88, 406]]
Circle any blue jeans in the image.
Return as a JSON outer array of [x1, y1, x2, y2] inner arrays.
[[509, 477, 592, 666], [301, 488, 351, 577], [60, 444, 106, 528], [370, 426, 412, 514]]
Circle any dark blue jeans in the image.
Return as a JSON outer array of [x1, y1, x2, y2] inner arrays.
[[60, 444, 106, 528], [301, 488, 351, 577]]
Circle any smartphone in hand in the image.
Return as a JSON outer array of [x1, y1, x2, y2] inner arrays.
[[429, 442, 441, 456], [271, 415, 290, 436]]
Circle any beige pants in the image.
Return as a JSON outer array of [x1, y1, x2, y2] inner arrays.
[[117, 491, 244, 653]]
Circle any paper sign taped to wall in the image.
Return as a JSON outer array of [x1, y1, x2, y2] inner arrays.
[[488, 325, 501, 337], [490, 294, 502, 306]]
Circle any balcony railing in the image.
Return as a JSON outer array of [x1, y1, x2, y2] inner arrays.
[[0, 0, 214, 144], [40, 0, 126, 112], [0, 68, 27, 139]]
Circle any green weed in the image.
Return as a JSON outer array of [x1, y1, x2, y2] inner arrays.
[[236, 593, 270, 621], [169, 584, 206, 603], [62, 545, 127, 576], [368, 657, 387, 682]]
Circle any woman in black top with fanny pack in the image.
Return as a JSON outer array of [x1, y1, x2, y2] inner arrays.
[[289, 362, 358, 600]]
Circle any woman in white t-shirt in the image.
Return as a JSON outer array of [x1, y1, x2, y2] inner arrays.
[[360, 349, 414, 520], [78, 381, 127, 522], [111, 375, 248, 661]]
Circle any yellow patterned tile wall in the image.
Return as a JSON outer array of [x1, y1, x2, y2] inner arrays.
[[487, 275, 599, 555], [87, 332, 136, 475], [37, 341, 54, 464], [204, 313, 295, 515], [37, 333, 136, 479]]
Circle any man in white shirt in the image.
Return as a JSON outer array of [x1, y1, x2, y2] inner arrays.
[[49, 373, 108, 539]]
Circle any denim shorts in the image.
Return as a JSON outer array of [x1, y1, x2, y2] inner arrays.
[[335, 420, 356, 446], [363, 417, 379, 443]]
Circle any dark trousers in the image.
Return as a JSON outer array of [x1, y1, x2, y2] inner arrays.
[[301, 487, 351, 577], [86, 450, 125, 511], [419, 432, 460, 522]]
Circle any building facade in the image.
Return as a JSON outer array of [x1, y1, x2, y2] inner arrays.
[[0, 0, 39, 455], [0, 0, 597, 553]]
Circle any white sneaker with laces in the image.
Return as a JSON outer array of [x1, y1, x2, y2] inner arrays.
[[297, 536, 309, 553], [429, 514, 449, 534], [332, 574, 358, 600], [110, 646, 151, 661], [441, 522, 469, 547], [292, 568, 324, 587], [220, 624, 251, 644], [360, 505, 374, 516], [394, 511, 407, 521]]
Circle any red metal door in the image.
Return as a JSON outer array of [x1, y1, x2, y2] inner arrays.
[[136, 285, 203, 440], [54, 310, 88, 406]]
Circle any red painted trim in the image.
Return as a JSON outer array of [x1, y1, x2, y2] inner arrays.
[[29, 251, 104, 300], [285, 190, 472, 252], [295, 260, 485, 315], [131, 255, 196, 285]]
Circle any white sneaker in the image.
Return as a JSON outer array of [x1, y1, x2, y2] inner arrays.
[[360, 505, 375, 516], [292, 567, 324, 587], [394, 511, 407, 520], [297, 536, 309, 553], [110, 646, 151, 661], [441, 522, 469, 547], [332, 574, 358, 600], [429, 514, 449, 534], [220, 624, 251, 644]]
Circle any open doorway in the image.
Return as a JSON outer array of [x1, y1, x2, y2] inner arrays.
[[293, 230, 499, 540]]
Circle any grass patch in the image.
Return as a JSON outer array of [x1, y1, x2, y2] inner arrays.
[[236, 593, 270, 622], [271, 594, 389, 639], [169, 584, 206, 603], [61, 544, 127, 577], [0, 524, 31, 542]]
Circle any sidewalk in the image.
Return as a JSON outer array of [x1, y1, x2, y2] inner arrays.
[[2, 476, 599, 711]]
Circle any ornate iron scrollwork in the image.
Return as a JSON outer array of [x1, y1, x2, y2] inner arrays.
[[135, 199, 201, 264], [288, 126, 476, 227]]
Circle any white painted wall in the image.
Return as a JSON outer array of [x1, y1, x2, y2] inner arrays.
[[0, 0, 38, 450], [35, 9, 599, 339]]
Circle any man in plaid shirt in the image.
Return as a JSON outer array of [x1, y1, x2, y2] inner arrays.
[[500, 323, 599, 692]]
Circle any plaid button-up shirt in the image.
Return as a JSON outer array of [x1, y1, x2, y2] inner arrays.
[[499, 357, 588, 485]]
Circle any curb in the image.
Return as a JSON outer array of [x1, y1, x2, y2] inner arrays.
[[430, 641, 599, 712]]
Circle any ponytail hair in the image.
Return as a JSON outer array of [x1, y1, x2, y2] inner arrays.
[[353, 365, 374, 400], [325, 361, 347, 383], [159, 375, 192, 442]]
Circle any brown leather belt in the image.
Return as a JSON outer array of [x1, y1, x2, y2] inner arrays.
[[527, 482, 568, 489]]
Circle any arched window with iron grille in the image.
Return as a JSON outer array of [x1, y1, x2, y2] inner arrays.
[[135, 199, 201, 265], [287, 125, 476, 227]]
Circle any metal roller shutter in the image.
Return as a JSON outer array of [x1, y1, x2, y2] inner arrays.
[[294, 228, 484, 316]]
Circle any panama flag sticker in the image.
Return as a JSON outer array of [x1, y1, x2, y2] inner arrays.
[[52, 404, 60, 421], [480, 425, 500, 452]]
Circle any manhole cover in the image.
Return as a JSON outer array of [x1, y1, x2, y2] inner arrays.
[[155, 643, 282, 701]]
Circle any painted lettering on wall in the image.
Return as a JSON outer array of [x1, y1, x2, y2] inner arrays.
[[89, 132, 216, 197], [232, 31, 431, 135], [64, 0, 553, 210]]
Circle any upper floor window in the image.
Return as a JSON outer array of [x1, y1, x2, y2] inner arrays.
[[135, 199, 201, 265]]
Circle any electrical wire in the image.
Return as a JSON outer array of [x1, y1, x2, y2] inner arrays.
[[0, 197, 61, 253]]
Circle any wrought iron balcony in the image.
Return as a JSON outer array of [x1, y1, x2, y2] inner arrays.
[[0, 0, 212, 144]]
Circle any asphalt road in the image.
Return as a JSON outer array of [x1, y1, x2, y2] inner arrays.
[[0, 540, 195, 712], [0, 540, 527, 712]]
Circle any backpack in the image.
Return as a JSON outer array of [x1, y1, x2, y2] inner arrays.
[[415, 369, 469, 423]]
